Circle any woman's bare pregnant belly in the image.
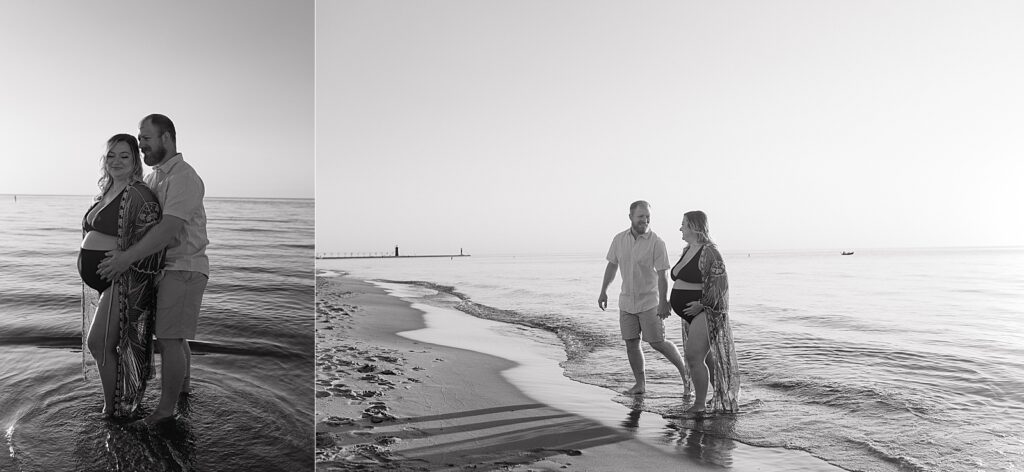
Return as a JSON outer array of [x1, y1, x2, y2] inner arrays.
[[672, 280, 702, 290], [81, 231, 118, 251]]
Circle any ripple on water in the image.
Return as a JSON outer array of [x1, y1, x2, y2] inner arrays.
[[4, 356, 312, 471]]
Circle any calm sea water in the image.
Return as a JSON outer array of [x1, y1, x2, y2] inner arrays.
[[321, 247, 1024, 472], [0, 194, 314, 472]]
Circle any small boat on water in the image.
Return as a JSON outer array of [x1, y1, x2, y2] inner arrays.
[[841, 251, 854, 255]]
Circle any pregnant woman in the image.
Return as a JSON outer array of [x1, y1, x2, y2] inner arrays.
[[669, 210, 740, 414], [80, 134, 164, 419]]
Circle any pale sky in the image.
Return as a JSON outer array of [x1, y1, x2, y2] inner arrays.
[[320, 1, 1024, 255], [0, 0, 313, 199]]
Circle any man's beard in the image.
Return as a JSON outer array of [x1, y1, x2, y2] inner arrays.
[[143, 146, 167, 166]]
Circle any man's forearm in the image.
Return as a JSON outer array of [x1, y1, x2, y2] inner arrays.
[[123, 219, 180, 263], [601, 263, 617, 292], [658, 273, 668, 304]]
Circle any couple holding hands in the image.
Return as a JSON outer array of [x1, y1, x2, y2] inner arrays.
[[599, 200, 739, 414]]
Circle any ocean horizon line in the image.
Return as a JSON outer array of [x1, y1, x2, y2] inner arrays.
[[317, 244, 1024, 259], [1, 193, 313, 201]]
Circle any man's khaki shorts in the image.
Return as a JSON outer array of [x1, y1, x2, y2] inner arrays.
[[619, 307, 665, 343], [154, 270, 207, 339]]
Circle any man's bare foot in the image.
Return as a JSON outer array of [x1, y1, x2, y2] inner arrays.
[[136, 412, 176, 427], [684, 403, 706, 414], [624, 384, 646, 395]]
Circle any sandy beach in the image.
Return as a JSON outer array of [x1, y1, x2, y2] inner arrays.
[[314, 273, 849, 472], [313, 274, 719, 471]]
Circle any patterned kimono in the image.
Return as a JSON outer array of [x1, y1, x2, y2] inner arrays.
[[82, 181, 165, 417], [680, 242, 740, 413]]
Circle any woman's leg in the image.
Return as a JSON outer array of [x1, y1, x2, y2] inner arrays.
[[707, 351, 716, 397], [684, 312, 711, 413], [86, 285, 120, 416]]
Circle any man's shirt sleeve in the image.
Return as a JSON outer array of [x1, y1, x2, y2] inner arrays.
[[606, 236, 618, 264], [654, 238, 670, 271], [161, 174, 204, 221]]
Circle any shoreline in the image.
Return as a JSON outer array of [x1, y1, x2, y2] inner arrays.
[[315, 273, 843, 471], [315, 274, 712, 471]]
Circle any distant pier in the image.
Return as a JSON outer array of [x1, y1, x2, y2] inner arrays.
[[315, 254, 470, 260], [317, 245, 469, 260]]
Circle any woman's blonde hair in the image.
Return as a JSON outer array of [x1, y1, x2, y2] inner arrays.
[[684, 210, 713, 244], [96, 134, 143, 200]]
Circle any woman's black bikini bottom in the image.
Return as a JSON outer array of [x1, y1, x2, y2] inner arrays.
[[670, 289, 703, 324]]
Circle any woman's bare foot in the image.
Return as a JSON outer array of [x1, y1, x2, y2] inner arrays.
[[684, 403, 706, 414], [624, 384, 646, 395]]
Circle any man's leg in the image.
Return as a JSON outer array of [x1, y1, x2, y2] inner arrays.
[[145, 271, 205, 424], [146, 337, 187, 422], [176, 272, 204, 396], [182, 341, 192, 394], [649, 340, 686, 378], [625, 338, 645, 394], [620, 311, 645, 394], [637, 307, 687, 390]]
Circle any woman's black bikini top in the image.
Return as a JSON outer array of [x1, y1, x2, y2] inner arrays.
[[671, 245, 703, 283], [83, 189, 124, 236]]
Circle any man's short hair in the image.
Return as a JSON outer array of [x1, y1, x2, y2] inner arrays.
[[142, 113, 177, 143], [629, 200, 651, 215]]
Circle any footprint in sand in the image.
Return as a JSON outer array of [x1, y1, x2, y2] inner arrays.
[[321, 416, 357, 427], [362, 404, 397, 423]]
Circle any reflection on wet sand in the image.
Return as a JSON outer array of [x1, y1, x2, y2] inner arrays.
[[618, 399, 741, 469], [620, 409, 642, 431], [663, 421, 739, 468]]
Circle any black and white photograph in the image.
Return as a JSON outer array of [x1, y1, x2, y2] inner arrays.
[[0, 1, 314, 471], [2, 0, 1023, 471], [314, 1, 1022, 471]]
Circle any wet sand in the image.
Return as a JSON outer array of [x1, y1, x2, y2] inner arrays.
[[314, 273, 847, 471], [314, 274, 719, 471]]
